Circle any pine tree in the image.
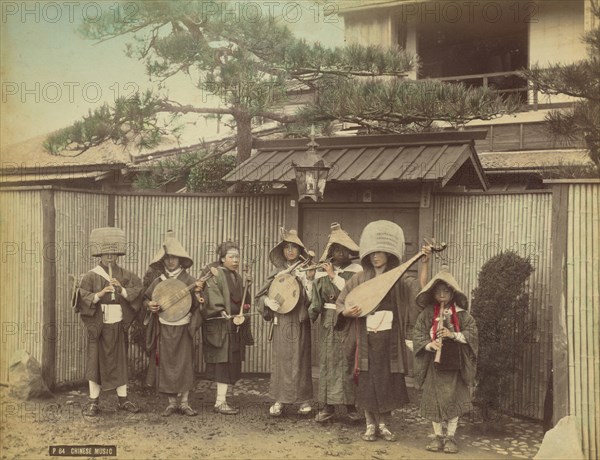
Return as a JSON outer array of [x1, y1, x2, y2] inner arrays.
[[44, 1, 520, 190], [524, 0, 600, 172]]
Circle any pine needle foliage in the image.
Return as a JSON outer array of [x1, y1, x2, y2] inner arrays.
[[44, 0, 519, 191]]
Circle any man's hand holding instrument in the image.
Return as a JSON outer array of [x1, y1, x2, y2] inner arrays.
[[151, 266, 219, 322], [343, 239, 447, 318]]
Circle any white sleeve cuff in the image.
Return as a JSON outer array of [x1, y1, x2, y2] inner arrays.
[[121, 288, 128, 299], [331, 275, 345, 291], [93, 294, 100, 304]]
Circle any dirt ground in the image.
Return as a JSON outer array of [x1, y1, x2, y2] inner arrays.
[[1, 376, 543, 460]]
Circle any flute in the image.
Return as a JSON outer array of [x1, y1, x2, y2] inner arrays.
[[108, 262, 116, 301], [434, 302, 445, 364]]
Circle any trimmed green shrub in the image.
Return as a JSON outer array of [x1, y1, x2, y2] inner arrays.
[[471, 251, 534, 414]]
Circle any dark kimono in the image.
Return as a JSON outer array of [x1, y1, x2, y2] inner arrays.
[[144, 270, 202, 394], [202, 267, 254, 385], [309, 263, 362, 405], [336, 269, 421, 413], [256, 266, 313, 404], [413, 307, 478, 422], [77, 264, 143, 390]]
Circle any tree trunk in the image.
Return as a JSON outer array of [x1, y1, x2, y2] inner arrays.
[[235, 113, 253, 166]]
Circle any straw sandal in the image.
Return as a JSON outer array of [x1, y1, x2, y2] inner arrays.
[[361, 424, 377, 442], [426, 435, 445, 452], [377, 424, 397, 442], [269, 402, 283, 417]]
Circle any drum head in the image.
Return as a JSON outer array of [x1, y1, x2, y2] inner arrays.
[[268, 273, 301, 314], [153, 278, 192, 322]]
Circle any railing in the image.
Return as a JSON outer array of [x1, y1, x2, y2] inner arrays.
[[426, 71, 539, 110]]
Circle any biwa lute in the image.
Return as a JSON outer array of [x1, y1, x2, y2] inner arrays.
[[345, 240, 447, 317]]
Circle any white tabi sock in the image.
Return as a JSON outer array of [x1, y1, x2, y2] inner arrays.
[[180, 391, 189, 404], [216, 383, 228, 406], [89, 381, 101, 399], [116, 384, 127, 397], [432, 421, 443, 436], [447, 417, 459, 437]]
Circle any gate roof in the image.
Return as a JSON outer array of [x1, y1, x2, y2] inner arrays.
[[224, 130, 489, 190]]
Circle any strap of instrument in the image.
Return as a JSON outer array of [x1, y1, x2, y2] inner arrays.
[[353, 318, 360, 385]]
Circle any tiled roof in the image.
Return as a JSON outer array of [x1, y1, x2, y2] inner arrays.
[[480, 149, 593, 172], [224, 131, 489, 189]]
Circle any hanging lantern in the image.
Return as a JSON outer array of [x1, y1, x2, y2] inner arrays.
[[292, 127, 330, 202]]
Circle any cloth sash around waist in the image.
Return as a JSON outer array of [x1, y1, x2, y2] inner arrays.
[[366, 310, 393, 333], [101, 304, 123, 324]]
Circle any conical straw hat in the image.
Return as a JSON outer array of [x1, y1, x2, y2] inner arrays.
[[149, 230, 193, 269], [319, 222, 359, 262], [269, 228, 309, 268]]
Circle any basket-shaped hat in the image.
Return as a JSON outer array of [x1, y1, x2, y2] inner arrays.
[[89, 227, 127, 257], [319, 222, 359, 262], [359, 220, 405, 263]]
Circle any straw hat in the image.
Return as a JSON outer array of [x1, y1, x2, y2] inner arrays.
[[319, 222, 359, 262], [359, 220, 405, 263], [269, 228, 309, 268], [416, 269, 468, 309], [149, 230, 193, 269], [89, 227, 127, 257]]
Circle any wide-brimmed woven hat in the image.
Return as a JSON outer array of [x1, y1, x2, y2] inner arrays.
[[319, 222, 359, 262], [149, 230, 193, 269], [359, 220, 405, 263], [89, 227, 127, 257], [416, 269, 468, 308], [269, 228, 309, 268]]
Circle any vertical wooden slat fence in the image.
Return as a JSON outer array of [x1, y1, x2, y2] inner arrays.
[[0, 190, 45, 383], [566, 183, 599, 460], [53, 190, 110, 385], [114, 193, 287, 374], [431, 192, 553, 420], [2, 184, 598, 459]]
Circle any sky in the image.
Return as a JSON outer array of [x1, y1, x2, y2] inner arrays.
[[0, 1, 346, 147]]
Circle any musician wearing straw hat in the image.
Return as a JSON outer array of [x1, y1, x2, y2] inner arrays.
[[336, 220, 429, 442], [202, 241, 255, 415], [75, 227, 143, 417], [413, 269, 478, 454], [143, 231, 202, 417], [308, 223, 363, 423], [256, 228, 315, 417]]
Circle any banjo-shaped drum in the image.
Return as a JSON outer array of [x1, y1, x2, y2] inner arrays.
[[153, 278, 192, 322], [267, 273, 302, 314]]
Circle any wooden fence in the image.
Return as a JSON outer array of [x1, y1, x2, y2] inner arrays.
[[431, 191, 553, 420], [1, 183, 598, 459]]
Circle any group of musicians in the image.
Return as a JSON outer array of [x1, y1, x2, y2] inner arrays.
[[76, 221, 477, 452]]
